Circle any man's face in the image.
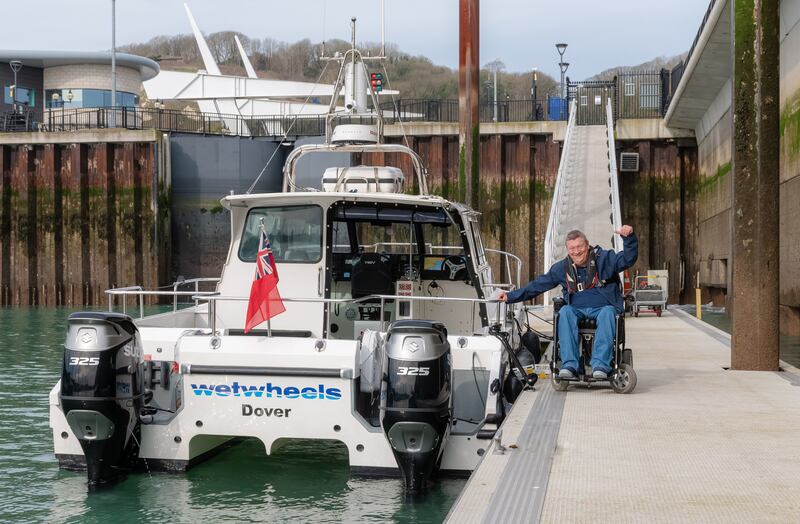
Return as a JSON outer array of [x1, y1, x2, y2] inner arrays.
[[566, 237, 590, 266]]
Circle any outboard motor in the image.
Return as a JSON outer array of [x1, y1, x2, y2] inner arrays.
[[59, 312, 145, 487], [381, 320, 452, 491]]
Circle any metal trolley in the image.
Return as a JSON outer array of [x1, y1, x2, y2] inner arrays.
[[632, 273, 667, 317]]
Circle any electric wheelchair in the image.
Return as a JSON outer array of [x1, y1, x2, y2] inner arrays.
[[549, 297, 637, 393]]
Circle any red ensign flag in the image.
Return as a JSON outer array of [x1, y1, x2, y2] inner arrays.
[[244, 227, 286, 333]]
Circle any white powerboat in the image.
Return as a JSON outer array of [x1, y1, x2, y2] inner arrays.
[[49, 39, 539, 492]]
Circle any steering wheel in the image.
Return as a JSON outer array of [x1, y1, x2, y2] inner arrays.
[[443, 256, 469, 281]]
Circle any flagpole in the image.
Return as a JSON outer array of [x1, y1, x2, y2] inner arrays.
[[260, 219, 272, 338]]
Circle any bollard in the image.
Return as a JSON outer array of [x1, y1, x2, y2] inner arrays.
[[695, 272, 702, 320]]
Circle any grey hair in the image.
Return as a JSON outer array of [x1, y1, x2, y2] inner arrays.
[[565, 230, 588, 244]]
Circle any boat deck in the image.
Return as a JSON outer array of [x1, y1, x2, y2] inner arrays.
[[447, 309, 800, 523]]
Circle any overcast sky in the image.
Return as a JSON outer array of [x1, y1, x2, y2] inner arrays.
[[4, 0, 709, 80]]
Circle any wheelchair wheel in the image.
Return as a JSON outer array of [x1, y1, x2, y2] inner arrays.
[[551, 374, 569, 391], [610, 363, 637, 394]]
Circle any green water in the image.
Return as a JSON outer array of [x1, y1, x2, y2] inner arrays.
[[0, 308, 463, 523], [675, 305, 800, 368]]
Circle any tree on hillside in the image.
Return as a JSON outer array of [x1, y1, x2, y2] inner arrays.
[[121, 33, 558, 100]]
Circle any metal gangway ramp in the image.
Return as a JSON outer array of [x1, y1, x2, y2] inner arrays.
[[544, 99, 622, 278]]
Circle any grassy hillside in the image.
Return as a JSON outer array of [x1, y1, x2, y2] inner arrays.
[[122, 32, 559, 101]]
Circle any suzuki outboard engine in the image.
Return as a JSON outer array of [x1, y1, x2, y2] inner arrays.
[[381, 320, 452, 491], [59, 312, 145, 487]]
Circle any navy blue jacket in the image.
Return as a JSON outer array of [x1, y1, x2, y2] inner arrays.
[[506, 234, 638, 313]]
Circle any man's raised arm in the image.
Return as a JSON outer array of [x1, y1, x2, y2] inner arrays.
[[611, 225, 638, 272]]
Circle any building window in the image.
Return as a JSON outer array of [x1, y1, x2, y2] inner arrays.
[[639, 83, 659, 109], [624, 82, 635, 96], [4, 85, 35, 107], [580, 95, 588, 106], [44, 88, 139, 109]]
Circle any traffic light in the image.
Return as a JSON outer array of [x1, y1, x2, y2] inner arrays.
[[370, 72, 383, 93], [8, 85, 15, 102]]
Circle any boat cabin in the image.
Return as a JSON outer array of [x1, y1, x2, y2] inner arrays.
[[213, 191, 496, 339]]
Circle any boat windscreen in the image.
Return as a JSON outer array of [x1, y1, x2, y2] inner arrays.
[[333, 206, 450, 225]]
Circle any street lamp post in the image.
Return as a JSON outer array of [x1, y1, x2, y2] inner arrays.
[[531, 68, 538, 120], [484, 80, 492, 121], [492, 68, 498, 122], [555, 43, 568, 99], [9, 60, 22, 112], [111, 0, 117, 126], [559, 62, 570, 99]]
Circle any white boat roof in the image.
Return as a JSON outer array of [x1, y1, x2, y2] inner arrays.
[[221, 191, 462, 210]]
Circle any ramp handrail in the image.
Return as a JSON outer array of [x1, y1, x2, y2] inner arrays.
[[606, 98, 623, 253], [543, 99, 578, 274]]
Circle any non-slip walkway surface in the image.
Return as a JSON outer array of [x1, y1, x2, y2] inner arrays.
[[448, 310, 800, 523]]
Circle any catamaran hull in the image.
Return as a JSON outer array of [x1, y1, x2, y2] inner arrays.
[[50, 332, 503, 479]]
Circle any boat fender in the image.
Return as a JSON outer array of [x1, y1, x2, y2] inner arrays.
[[503, 345, 538, 403], [520, 330, 542, 364], [358, 330, 384, 393]]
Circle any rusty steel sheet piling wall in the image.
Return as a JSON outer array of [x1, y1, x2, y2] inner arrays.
[[360, 133, 562, 290], [0, 136, 167, 307], [618, 140, 699, 305], [361, 133, 697, 305]]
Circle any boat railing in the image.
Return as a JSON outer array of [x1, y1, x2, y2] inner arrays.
[[105, 277, 220, 319], [172, 278, 221, 310], [193, 293, 506, 337], [484, 248, 523, 290], [107, 286, 144, 318], [282, 142, 430, 195]]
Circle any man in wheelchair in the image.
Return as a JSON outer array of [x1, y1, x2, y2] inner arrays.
[[498, 226, 638, 381]]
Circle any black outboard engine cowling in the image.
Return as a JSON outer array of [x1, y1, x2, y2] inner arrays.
[[59, 312, 145, 487], [381, 320, 452, 491]]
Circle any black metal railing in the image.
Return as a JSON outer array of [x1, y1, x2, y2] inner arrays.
[[568, 80, 616, 125], [1, 108, 38, 132], [378, 99, 459, 123], [378, 98, 569, 123], [663, 0, 716, 113], [615, 71, 665, 120], [10, 100, 571, 137], [3, 76, 679, 137]]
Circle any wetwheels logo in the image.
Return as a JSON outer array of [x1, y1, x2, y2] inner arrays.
[[190, 381, 342, 400]]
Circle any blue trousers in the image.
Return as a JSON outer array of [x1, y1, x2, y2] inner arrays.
[[557, 305, 616, 374]]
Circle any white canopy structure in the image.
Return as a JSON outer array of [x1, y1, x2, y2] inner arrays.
[[142, 4, 397, 136]]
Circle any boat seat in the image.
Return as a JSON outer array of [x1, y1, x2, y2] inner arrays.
[[351, 253, 394, 300]]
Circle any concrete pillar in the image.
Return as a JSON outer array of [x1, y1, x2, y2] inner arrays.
[[731, 0, 780, 370], [458, 0, 479, 207]]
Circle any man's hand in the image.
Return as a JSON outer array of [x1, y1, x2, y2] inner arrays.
[[496, 290, 508, 302], [615, 225, 634, 237]]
